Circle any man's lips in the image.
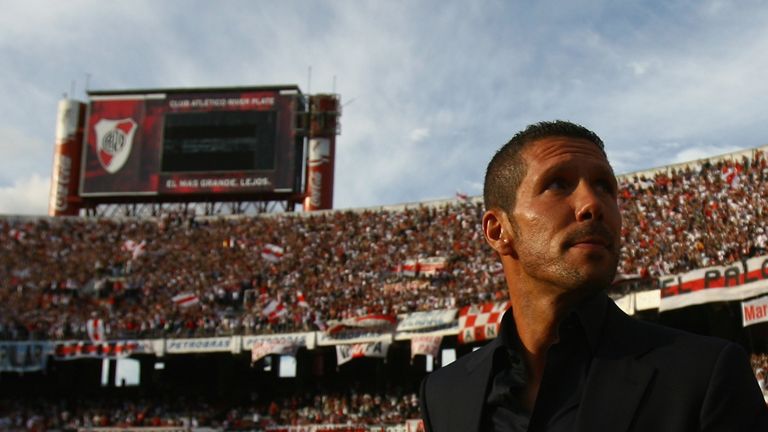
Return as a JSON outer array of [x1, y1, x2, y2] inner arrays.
[[564, 225, 615, 251]]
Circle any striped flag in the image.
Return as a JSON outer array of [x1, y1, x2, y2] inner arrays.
[[261, 244, 284, 262], [262, 299, 288, 322], [172, 292, 200, 308], [87, 318, 105, 342]]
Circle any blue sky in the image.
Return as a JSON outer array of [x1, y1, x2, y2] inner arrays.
[[1, 0, 767, 214]]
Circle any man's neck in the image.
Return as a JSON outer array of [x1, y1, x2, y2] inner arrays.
[[508, 286, 582, 411]]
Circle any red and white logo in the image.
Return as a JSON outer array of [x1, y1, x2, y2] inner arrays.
[[307, 138, 330, 167], [94, 118, 137, 174]]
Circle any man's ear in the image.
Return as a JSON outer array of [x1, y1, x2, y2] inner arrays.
[[482, 208, 516, 256]]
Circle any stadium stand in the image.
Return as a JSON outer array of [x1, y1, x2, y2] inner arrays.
[[0, 391, 420, 430], [1, 146, 767, 429], [0, 148, 766, 340]]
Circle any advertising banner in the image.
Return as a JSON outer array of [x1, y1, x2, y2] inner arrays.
[[244, 333, 315, 362], [659, 255, 768, 311], [49, 99, 85, 216], [243, 333, 315, 351], [0, 342, 51, 372], [458, 301, 510, 344], [396, 309, 457, 332], [742, 295, 768, 327], [164, 337, 235, 354], [304, 138, 332, 211], [317, 330, 393, 347], [335, 341, 390, 366], [53, 340, 152, 360]]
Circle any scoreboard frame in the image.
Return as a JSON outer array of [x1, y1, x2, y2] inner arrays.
[[78, 85, 306, 202]]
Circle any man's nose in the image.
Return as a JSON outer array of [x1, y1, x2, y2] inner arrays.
[[574, 182, 604, 222]]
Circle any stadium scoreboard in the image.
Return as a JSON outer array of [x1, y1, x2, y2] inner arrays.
[[79, 86, 305, 198]]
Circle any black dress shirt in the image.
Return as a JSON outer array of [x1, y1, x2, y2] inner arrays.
[[481, 294, 608, 432]]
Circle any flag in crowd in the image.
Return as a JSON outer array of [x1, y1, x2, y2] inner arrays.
[[418, 257, 449, 277], [296, 291, 309, 308], [261, 243, 284, 262], [122, 239, 146, 260], [86, 318, 105, 343], [172, 292, 200, 308], [327, 314, 398, 335], [262, 299, 288, 323], [8, 228, 26, 242], [394, 257, 449, 277]]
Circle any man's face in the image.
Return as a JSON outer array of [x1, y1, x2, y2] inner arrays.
[[508, 136, 621, 294]]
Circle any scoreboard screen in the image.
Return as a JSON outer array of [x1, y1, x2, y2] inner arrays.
[[79, 86, 303, 197], [161, 110, 277, 172]]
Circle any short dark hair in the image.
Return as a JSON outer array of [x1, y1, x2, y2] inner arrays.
[[483, 120, 606, 212]]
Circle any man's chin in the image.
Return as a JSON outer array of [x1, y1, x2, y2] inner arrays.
[[567, 269, 616, 294]]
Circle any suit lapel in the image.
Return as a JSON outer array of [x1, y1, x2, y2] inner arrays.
[[577, 301, 656, 432], [576, 353, 655, 432], [448, 338, 501, 432]]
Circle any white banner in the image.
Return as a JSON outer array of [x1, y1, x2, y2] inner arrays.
[[394, 326, 458, 341], [396, 309, 457, 332], [659, 255, 768, 311], [243, 333, 315, 350], [612, 294, 634, 315], [252, 341, 300, 362], [410, 335, 442, 359], [327, 314, 397, 335], [742, 295, 768, 327], [165, 337, 234, 354], [336, 341, 390, 366], [635, 289, 661, 311], [244, 333, 315, 362], [0, 342, 51, 372], [317, 330, 393, 347]]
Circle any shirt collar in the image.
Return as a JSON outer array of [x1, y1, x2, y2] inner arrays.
[[497, 292, 608, 355]]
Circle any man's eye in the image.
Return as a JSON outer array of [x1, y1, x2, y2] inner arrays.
[[546, 179, 568, 191], [595, 179, 616, 194]]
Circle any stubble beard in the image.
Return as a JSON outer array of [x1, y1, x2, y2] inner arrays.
[[511, 219, 619, 296]]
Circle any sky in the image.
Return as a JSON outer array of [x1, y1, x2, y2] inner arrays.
[[1, 0, 768, 215]]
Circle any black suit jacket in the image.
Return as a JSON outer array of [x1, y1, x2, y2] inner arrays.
[[420, 297, 768, 431]]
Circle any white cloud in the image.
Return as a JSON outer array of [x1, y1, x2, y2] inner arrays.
[[0, 174, 50, 215], [3, 1, 768, 211], [671, 144, 745, 165], [409, 128, 430, 143]]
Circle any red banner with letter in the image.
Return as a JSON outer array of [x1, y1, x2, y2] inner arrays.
[[659, 255, 768, 311], [458, 301, 509, 344]]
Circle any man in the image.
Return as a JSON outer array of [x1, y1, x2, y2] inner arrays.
[[419, 121, 768, 431]]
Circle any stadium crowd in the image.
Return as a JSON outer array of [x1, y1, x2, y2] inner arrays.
[[0, 150, 766, 340], [0, 391, 421, 431]]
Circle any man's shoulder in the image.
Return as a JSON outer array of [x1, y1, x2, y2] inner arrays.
[[604, 301, 737, 360], [423, 338, 499, 386]]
